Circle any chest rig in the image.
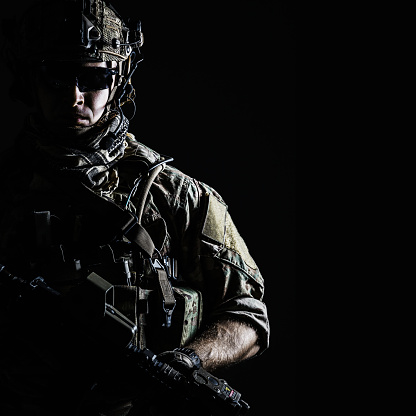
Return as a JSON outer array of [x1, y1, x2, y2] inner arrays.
[[29, 160, 202, 353]]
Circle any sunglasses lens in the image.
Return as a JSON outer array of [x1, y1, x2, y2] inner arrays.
[[39, 65, 116, 92], [77, 68, 115, 91]]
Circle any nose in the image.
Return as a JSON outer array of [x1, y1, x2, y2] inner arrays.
[[70, 84, 84, 107]]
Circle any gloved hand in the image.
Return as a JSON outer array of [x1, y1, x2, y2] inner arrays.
[[157, 347, 202, 376]]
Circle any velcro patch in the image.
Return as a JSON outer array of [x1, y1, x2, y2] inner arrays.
[[202, 194, 258, 270], [202, 193, 227, 244], [224, 213, 258, 270]]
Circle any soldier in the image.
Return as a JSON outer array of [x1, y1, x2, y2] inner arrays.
[[0, 1, 269, 415]]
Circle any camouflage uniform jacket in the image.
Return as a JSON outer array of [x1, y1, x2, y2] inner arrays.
[[0, 126, 269, 414]]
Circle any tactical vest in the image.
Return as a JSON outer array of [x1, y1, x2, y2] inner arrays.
[[25, 160, 203, 354]]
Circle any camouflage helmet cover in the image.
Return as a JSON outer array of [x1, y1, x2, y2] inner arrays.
[[15, 0, 143, 63]]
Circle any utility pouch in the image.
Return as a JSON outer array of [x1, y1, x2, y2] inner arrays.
[[145, 283, 203, 353], [172, 285, 203, 347]]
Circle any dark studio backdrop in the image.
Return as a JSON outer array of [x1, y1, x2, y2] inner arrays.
[[1, 1, 295, 415]]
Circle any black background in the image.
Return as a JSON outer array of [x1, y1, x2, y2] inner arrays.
[[1, 1, 295, 414]]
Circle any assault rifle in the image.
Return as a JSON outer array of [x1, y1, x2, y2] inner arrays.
[[0, 264, 250, 416]]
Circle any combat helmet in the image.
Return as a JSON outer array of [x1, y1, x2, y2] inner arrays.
[[2, 0, 143, 109]]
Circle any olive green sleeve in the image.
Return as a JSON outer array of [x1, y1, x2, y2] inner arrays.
[[181, 180, 270, 354]]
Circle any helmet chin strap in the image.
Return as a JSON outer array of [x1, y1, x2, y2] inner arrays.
[[106, 61, 125, 113], [106, 53, 143, 117]]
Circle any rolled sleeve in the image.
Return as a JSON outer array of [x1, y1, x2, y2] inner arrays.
[[211, 295, 270, 355], [181, 180, 270, 354]]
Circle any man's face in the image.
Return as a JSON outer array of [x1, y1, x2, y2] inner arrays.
[[35, 61, 116, 130]]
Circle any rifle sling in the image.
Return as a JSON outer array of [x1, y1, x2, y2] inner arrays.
[[157, 266, 176, 328], [124, 223, 155, 259]]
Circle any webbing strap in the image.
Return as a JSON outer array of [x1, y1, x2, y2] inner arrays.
[[125, 223, 155, 258], [157, 269, 176, 308], [154, 260, 176, 328]]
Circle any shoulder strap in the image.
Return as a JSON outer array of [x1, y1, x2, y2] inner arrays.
[[121, 161, 168, 257]]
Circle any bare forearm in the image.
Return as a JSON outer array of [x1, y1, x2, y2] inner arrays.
[[187, 319, 260, 372]]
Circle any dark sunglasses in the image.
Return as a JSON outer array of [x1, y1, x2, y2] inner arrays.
[[38, 65, 118, 92]]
